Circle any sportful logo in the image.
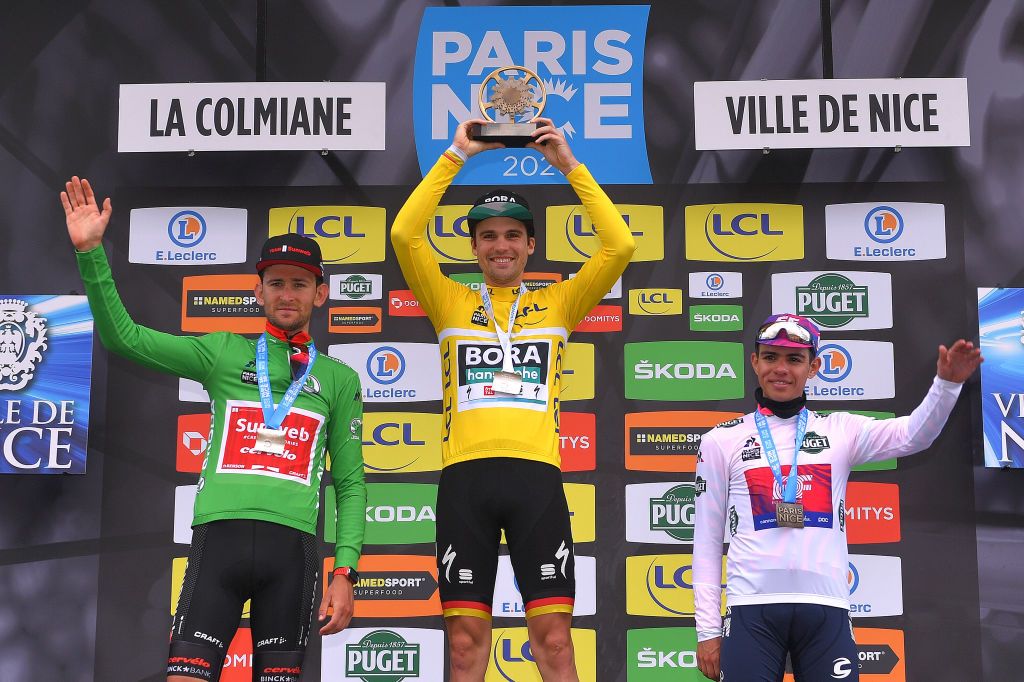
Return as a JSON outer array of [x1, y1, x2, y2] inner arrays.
[[413, 5, 652, 185], [825, 202, 947, 261], [685, 204, 804, 262], [689, 271, 742, 299], [546, 205, 664, 262], [129, 207, 247, 264], [806, 341, 894, 400], [330, 273, 383, 301], [772, 271, 893, 330]]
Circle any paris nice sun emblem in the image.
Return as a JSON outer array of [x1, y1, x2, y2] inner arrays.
[[0, 299, 48, 391]]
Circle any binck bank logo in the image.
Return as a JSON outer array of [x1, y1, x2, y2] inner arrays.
[[773, 270, 894, 331], [413, 5, 652, 185], [685, 203, 804, 262], [330, 273, 383, 301], [625, 341, 744, 401], [345, 630, 420, 682], [268, 206, 386, 263]]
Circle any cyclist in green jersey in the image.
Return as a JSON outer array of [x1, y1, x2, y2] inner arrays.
[[62, 176, 365, 682]]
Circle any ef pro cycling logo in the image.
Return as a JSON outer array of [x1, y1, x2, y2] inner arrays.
[[167, 210, 207, 247], [864, 205, 905, 243], [368, 347, 406, 385], [817, 344, 853, 382], [413, 5, 652, 185]]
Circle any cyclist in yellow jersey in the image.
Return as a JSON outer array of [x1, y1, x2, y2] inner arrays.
[[391, 118, 635, 681]]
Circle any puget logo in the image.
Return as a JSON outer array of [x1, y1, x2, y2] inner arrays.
[[0, 299, 48, 391]]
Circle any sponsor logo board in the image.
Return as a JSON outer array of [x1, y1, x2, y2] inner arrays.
[[220, 628, 254, 682], [179, 377, 210, 403], [486, 627, 596, 681], [449, 272, 486, 291], [848, 554, 903, 617], [625, 411, 742, 472], [325, 483, 437, 545], [978, 287, 1024, 467], [361, 412, 442, 473], [826, 202, 947, 261], [328, 343, 441, 403], [625, 341, 745, 401], [783, 628, 906, 680], [129, 207, 247, 264], [685, 204, 804, 262], [176, 413, 211, 473], [181, 275, 263, 333], [626, 627, 702, 680], [323, 555, 441, 618], [330, 273, 384, 301], [574, 304, 622, 332], [689, 305, 743, 332], [329, 307, 382, 333], [389, 290, 426, 317], [547, 205, 664, 262], [771, 271, 893, 330], [688, 271, 742, 299], [625, 554, 726, 617], [322, 626, 444, 681], [629, 289, 683, 316], [626, 482, 703, 544], [806, 341, 895, 400], [846, 482, 900, 544], [173, 484, 197, 545], [268, 206, 386, 264], [559, 412, 596, 472], [492, 555, 596, 617], [561, 342, 594, 401]]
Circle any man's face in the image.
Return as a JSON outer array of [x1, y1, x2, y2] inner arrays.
[[750, 345, 821, 402], [471, 218, 535, 287], [254, 264, 328, 333]]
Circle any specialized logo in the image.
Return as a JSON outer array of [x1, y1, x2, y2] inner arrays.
[[217, 401, 321, 484], [689, 271, 742, 298], [358, 483, 437, 545], [559, 412, 596, 472], [626, 627, 700, 678], [629, 289, 683, 316], [329, 343, 441, 403], [486, 627, 596, 681], [685, 204, 804, 262], [560, 342, 595, 402], [825, 202, 946, 261], [492, 555, 596, 617], [455, 339, 551, 412], [625, 411, 741, 472], [625, 554, 725, 617], [176, 413, 211, 473], [625, 341, 745, 401], [689, 304, 743, 332], [361, 412, 441, 474], [330, 273, 383, 301], [128, 206, 247, 264], [268, 206, 386, 263], [806, 341, 895, 400], [321, 627, 443, 681], [414, 5, 652, 185], [746, 463, 833, 530], [772, 270, 893, 330], [625, 482, 699, 543], [181, 274, 263, 333], [546, 205, 664, 262], [329, 307, 382, 333], [574, 304, 622, 332], [847, 554, 903, 617], [389, 290, 426, 317], [845, 482, 900, 544]]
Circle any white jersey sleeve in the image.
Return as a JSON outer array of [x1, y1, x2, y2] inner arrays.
[[693, 425, 730, 641]]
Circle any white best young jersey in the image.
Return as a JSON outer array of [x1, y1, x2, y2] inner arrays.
[[692, 376, 962, 641]]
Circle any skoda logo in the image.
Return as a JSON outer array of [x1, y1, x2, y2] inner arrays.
[[367, 346, 406, 385], [167, 210, 207, 247]]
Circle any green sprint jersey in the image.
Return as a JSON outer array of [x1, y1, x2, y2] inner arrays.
[[391, 152, 635, 469], [76, 247, 365, 567]]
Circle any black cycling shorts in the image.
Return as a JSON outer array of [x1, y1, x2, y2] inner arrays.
[[168, 519, 319, 681], [435, 457, 575, 620]]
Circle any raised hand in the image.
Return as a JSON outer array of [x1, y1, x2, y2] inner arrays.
[[453, 118, 505, 158], [937, 339, 984, 383], [60, 176, 111, 252], [526, 117, 579, 175]]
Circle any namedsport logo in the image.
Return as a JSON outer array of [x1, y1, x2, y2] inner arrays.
[[322, 555, 440, 618], [181, 274, 263, 333]]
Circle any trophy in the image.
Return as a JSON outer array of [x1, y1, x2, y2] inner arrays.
[[471, 65, 547, 147]]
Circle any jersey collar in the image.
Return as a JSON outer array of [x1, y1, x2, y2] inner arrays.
[[264, 321, 311, 346], [754, 387, 806, 419]]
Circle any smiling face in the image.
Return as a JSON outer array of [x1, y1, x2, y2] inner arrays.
[[471, 217, 536, 287], [254, 263, 328, 333], [750, 345, 822, 402]]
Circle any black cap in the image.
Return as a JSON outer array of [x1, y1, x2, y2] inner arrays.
[[257, 233, 324, 280], [466, 190, 534, 237]]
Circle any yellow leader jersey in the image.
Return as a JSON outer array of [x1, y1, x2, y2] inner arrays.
[[391, 152, 635, 469]]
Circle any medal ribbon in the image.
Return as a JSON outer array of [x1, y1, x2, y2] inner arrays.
[[256, 333, 317, 430], [479, 285, 523, 374], [753, 408, 808, 505]]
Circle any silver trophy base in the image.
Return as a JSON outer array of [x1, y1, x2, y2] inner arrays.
[[470, 122, 542, 148]]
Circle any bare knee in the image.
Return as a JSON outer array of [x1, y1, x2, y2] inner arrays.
[[447, 616, 491, 673]]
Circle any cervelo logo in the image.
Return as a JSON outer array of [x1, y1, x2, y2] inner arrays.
[[129, 207, 248, 265], [845, 482, 901, 544], [413, 5, 652, 185], [847, 554, 903, 617], [268, 206, 386, 263], [546, 205, 664, 262], [330, 273, 383, 301], [329, 343, 441, 403], [492, 555, 596, 617], [559, 412, 596, 472], [361, 412, 442, 474], [321, 627, 444, 681], [487, 628, 596, 680], [388, 290, 426, 317], [685, 204, 804, 262], [176, 413, 211, 473], [806, 341, 894, 400], [825, 202, 947, 261], [689, 271, 742, 299], [771, 270, 893, 330], [629, 289, 682, 316], [625, 554, 725, 617]]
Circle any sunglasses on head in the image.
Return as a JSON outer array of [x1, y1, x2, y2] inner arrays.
[[757, 320, 815, 345]]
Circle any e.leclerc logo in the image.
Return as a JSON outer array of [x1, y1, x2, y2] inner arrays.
[[825, 202, 947, 261], [328, 343, 442, 403], [413, 5, 652, 185], [625, 341, 744, 401], [129, 207, 247, 265]]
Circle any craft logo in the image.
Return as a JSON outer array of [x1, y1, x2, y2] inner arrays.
[[128, 207, 247, 264], [426, 205, 475, 263], [181, 275, 263, 333], [846, 482, 901, 544], [329, 343, 441, 403], [330, 307, 382, 333], [625, 554, 725, 617], [414, 5, 652, 185], [806, 341, 895, 400], [361, 483, 438, 545], [689, 271, 742, 298], [546, 205, 664, 262], [0, 296, 93, 474], [746, 463, 834, 530], [176, 413, 211, 473], [268, 206, 386, 263], [689, 304, 743, 332], [773, 270, 893, 330], [559, 412, 596, 472], [625, 482, 699, 543], [561, 342, 595, 401], [629, 289, 683, 316], [324, 555, 440, 618], [847, 554, 903, 617], [574, 305, 622, 332], [486, 628, 596, 681], [322, 627, 444, 681], [361, 412, 441, 474], [685, 204, 804, 262], [492, 555, 597, 617], [330, 273, 383, 301], [389, 290, 426, 317], [625, 411, 741, 472], [626, 627, 701, 679], [825, 202, 946, 261], [625, 341, 745, 401]]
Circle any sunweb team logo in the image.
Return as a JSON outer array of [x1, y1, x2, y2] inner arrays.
[[167, 210, 206, 246], [0, 299, 47, 391], [864, 205, 904, 243], [817, 344, 854, 382], [368, 347, 406, 385], [345, 630, 420, 682]]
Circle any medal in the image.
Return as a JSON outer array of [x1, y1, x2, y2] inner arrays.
[[753, 407, 809, 530], [255, 427, 287, 455], [254, 333, 317, 456], [480, 285, 526, 398], [776, 501, 805, 528], [492, 370, 523, 395]]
